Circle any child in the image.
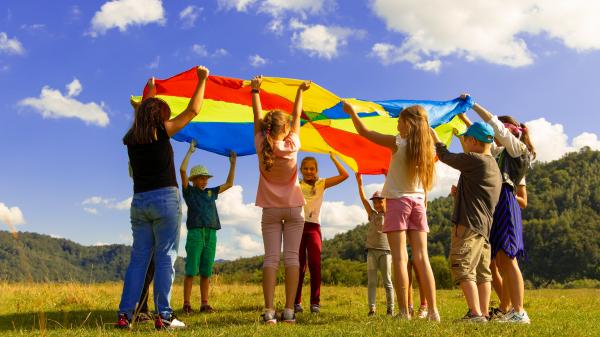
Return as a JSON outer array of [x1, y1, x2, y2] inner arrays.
[[407, 252, 429, 318], [294, 153, 348, 314], [356, 174, 394, 317], [251, 75, 310, 324], [467, 97, 535, 324], [180, 139, 236, 314], [431, 121, 502, 323], [343, 101, 440, 321]]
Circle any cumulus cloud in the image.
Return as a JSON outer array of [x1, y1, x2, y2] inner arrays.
[[319, 201, 367, 238], [290, 19, 364, 59], [82, 196, 132, 214], [0, 32, 25, 55], [370, 0, 600, 71], [18, 79, 110, 127], [179, 5, 202, 29], [216, 234, 264, 260], [89, 0, 165, 37], [526, 118, 600, 162], [215, 185, 262, 236], [249, 54, 268, 67]]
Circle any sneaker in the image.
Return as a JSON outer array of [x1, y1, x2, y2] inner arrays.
[[182, 304, 194, 315], [417, 305, 429, 319], [135, 311, 153, 323], [408, 305, 414, 316], [368, 309, 376, 317], [294, 303, 304, 313], [498, 310, 531, 324], [310, 304, 320, 314], [396, 310, 412, 320], [386, 308, 394, 316], [261, 310, 277, 325], [427, 311, 441, 322], [488, 307, 506, 321], [200, 304, 215, 313], [281, 309, 296, 324], [116, 313, 131, 329], [461, 310, 488, 323], [155, 313, 186, 330]]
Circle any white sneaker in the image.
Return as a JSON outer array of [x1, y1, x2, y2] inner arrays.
[[262, 309, 277, 325], [155, 314, 186, 330], [427, 311, 441, 322], [417, 306, 429, 319], [498, 310, 531, 324]]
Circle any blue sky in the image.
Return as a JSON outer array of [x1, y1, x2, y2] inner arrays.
[[1, 0, 599, 259]]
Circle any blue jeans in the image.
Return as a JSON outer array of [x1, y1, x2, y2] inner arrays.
[[118, 186, 181, 319]]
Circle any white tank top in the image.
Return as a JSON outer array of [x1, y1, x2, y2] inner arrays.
[[300, 178, 326, 224], [381, 135, 425, 199]]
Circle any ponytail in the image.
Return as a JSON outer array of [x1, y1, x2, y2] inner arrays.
[[260, 110, 289, 171]]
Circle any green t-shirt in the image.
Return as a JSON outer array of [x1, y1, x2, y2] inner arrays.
[[182, 185, 220, 230]]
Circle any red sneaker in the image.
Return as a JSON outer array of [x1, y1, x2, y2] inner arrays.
[[116, 313, 131, 329]]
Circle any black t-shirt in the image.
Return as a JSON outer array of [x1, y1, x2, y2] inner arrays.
[[127, 127, 178, 193]]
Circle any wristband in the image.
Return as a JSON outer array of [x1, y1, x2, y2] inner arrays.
[[251, 88, 260, 94]]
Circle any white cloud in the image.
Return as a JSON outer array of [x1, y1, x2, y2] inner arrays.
[[94, 242, 110, 246], [89, 0, 165, 37], [320, 201, 367, 238], [249, 54, 268, 67], [82, 196, 132, 214], [430, 162, 460, 200], [192, 44, 228, 58], [66, 78, 82, 97], [219, 0, 331, 16], [0, 32, 24, 55], [179, 5, 202, 29], [0, 202, 26, 233], [216, 234, 264, 260], [290, 19, 364, 59], [147, 55, 160, 69], [526, 118, 600, 162], [19, 79, 109, 127], [370, 0, 600, 71], [215, 185, 262, 236]]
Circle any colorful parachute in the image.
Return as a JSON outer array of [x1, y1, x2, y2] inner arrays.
[[132, 67, 473, 174]]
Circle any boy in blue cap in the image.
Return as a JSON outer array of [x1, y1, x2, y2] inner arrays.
[[430, 119, 502, 323]]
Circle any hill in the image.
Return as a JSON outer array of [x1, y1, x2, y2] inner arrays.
[[0, 231, 184, 282]]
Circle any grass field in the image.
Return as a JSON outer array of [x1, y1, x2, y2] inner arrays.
[[1, 279, 599, 337]]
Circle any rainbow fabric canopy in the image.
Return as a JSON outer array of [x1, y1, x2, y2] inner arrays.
[[132, 67, 473, 174]]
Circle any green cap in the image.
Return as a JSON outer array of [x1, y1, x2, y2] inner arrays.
[[189, 165, 213, 179]]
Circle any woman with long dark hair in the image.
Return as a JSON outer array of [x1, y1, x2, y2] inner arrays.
[[117, 66, 210, 330]]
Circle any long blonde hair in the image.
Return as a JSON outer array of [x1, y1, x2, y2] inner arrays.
[[400, 105, 435, 191], [261, 110, 289, 171]]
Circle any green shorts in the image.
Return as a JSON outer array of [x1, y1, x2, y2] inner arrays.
[[185, 228, 217, 277]]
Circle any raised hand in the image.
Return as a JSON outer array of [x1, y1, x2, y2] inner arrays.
[[355, 172, 363, 184], [229, 150, 237, 164], [298, 80, 311, 92], [341, 100, 356, 115], [189, 139, 197, 153], [197, 66, 209, 80], [251, 75, 263, 90]]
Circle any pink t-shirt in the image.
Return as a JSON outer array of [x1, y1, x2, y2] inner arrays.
[[254, 132, 305, 208]]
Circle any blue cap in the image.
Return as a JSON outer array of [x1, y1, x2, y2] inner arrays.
[[459, 121, 494, 143]]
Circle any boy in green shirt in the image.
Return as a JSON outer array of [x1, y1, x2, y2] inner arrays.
[[180, 140, 236, 314]]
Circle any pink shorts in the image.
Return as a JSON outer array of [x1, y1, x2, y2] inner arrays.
[[383, 197, 429, 233]]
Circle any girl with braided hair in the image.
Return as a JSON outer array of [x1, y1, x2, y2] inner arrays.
[[251, 75, 310, 324]]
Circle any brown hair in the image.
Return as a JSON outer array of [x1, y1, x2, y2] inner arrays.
[[498, 115, 536, 160], [301, 156, 318, 170], [261, 110, 290, 171], [399, 105, 436, 191], [123, 98, 170, 146]]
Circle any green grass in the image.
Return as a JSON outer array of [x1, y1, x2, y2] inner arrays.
[[1, 279, 599, 336]]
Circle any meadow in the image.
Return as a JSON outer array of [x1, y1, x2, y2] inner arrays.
[[1, 279, 599, 337]]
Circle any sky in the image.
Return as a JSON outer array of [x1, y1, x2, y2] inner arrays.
[[1, 0, 600, 260]]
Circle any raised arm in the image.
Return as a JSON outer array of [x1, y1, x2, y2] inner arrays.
[[130, 77, 156, 111], [219, 151, 237, 193], [324, 152, 349, 189], [355, 173, 373, 215], [251, 76, 263, 135], [516, 184, 527, 209], [291, 81, 311, 134], [456, 112, 472, 152], [431, 127, 472, 172], [165, 66, 209, 137], [342, 100, 396, 151], [180, 140, 196, 189]]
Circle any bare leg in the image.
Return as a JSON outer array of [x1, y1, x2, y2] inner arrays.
[[477, 282, 491, 316], [183, 276, 194, 305], [285, 266, 300, 309], [460, 281, 482, 316], [407, 231, 438, 313], [200, 276, 210, 304], [496, 251, 525, 312], [387, 231, 409, 316]]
